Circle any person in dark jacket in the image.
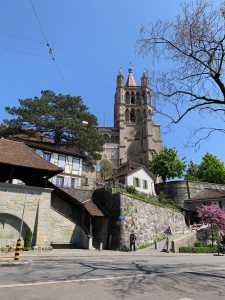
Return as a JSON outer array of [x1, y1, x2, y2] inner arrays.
[[130, 231, 136, 252]]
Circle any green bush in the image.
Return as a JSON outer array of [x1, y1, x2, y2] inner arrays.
[[126, 185, 136, 194], [114, 188, 180, 212], [24, 228, 32, 248], [179, 246, 217, 253], [194, 240, 205, 247]]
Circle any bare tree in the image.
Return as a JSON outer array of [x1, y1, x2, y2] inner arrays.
[[138, 0, 225, 146]]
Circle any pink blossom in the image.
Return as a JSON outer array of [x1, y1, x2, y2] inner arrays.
[[197, 205, 225, 231]]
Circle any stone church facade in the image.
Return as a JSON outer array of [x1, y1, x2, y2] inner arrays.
[[98, 66, 163, 167]]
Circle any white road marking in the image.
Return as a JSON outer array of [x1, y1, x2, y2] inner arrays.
[[0, 274, 146, 289], [1, 266, 225, 289]]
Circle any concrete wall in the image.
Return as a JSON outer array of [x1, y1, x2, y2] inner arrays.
[[171, 231, 197, 253], [51, 193, 87, 248], [0, 182, 52, 248]]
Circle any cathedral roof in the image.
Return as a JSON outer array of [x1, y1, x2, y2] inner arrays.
[[125, 66, 136, 87]]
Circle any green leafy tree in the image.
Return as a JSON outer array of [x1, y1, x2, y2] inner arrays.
[[0, 90, 103, 161], [100, 159, 113, 180], [185, 160, 199, 181], [148, 147, 186, 182], [196, 153, 225, 184]]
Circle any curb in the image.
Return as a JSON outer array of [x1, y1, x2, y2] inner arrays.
[[0, 259, 33, 266]]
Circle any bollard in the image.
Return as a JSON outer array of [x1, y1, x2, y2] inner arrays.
[[14, 239, 22, 260], [154, 239, 158, 250], [99, 241, 103, 251]]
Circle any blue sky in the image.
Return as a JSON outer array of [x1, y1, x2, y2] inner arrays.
[[0, 0, 224, 165]]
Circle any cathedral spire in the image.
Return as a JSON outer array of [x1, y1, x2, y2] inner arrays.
[[125, 64, 136, 87], [141, 69, 149, 87], [117, 67, 124, 87]]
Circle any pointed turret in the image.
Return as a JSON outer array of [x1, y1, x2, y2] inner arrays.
[[116, 68, 124, 87], [125, 65, 136, 87], [141, 69, 149, 87]]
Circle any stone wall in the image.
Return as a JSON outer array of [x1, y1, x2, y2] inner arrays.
[[93, 188, 186, 250], [0, 182, 52, 248], [155, 180, 225, 207]]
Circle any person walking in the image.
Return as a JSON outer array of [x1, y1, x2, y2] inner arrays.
[[130, 231, 136, 252]]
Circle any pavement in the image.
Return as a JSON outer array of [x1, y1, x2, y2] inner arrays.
[[0, 233, 215, 265]]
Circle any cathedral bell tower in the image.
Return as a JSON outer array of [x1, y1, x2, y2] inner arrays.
[[114, 66, 162, 165]]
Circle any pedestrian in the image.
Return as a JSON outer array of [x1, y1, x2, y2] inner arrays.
[[130, 231, 136, 252]]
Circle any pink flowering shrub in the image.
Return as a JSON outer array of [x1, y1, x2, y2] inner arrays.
[[197, 205, 225, 246]]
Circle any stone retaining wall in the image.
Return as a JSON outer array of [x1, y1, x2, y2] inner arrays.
[[93, 188, 186, 250], [155, 181, 225, 207]]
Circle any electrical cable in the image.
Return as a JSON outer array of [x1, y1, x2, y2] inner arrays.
[[28, 0, 69, 92], [0, 31, 114, 82], [0, 45, 49, 60]]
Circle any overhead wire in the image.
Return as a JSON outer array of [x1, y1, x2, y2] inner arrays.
[[0, 31, 114, 82], [28, 0, 70, 92], [58, 60, 114, 91]]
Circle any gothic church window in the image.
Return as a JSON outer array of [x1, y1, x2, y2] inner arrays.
[[131, 92, 135, 104], [130, 108, 136, 123], [136, 109, 141, 124], [125, 92, 130, 104], [136, 92, 140, 106], [125, 109, 130, 122], [142, 91, 146, 104]]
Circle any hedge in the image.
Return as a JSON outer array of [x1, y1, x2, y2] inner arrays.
[[179, 246, 218, 253]]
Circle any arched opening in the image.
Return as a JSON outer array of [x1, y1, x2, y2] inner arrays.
[[103, 134, 110, 143], [125, 92, 130, 104], [136, 109, 141, 124], [110, 136, 115, 143], [136, 92, 140, 106], [125, 109, 130, 122], [130, 108, 136, 123], [115, 136, 119, 143], [142, 91, 146, 104], [0, 213, 32, 248], [131, 92, 135, 104]]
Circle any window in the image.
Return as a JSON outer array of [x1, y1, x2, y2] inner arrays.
[[71, 177, 79, 188], [72, 158, 80, 171], [56, 176, 64, 186], [58, 155, 66, 169], [125, 91, 130, 104], [130, 109, 135, 123], [133, 177, 140, 187], [125, 109, 130, 122], [43, 152, 51, 162], [131, 92, 135, 104], [143, 180, 148, 189], [82, 164, 91, 173], [96, 163, 101, 172]]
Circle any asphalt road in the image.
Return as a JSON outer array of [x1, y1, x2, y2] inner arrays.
[[0, 254, 225, 300]]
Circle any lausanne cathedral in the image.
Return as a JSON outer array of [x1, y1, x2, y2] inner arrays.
[[98, 66, 163, 167]]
